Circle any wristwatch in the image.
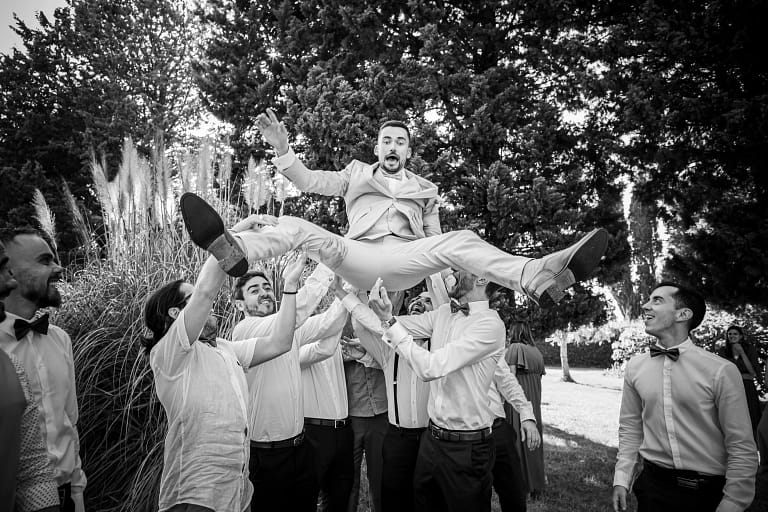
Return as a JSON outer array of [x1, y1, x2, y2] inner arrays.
[[381, 317, 397, 330]]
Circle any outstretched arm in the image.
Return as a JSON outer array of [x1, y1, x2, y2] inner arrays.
[[246, 252, 307, 367], [184, 215, 276, 345], [369, 279, 501, 381], [257, 108, 352, 196]]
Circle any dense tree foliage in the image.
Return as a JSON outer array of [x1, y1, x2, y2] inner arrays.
[[582, 0, 768, 309], [0, 0, 200, 257], [194, 0, 631, 335], [3, 0, 766, 317]]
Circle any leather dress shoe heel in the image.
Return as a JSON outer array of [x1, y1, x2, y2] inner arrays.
[[521, 228, 609, 307], [179, 192, 248, 277]]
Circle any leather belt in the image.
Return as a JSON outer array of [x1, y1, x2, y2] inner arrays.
[[250, 431, 304, 449], [643, 460, 725, 490], [305, 417, 350, 428], [428, 420, 492, 443], [388, 423, 427, 436]]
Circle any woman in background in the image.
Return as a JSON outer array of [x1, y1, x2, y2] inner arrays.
[[504, 321, 546, 499], [718, 325, 762, 436]]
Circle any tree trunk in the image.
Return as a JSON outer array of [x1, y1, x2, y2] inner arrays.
[[560, 331, 575, 382]]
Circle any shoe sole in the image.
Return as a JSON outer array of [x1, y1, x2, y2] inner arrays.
[[179, 193, 248, 277], [538, 228, 609, 307]]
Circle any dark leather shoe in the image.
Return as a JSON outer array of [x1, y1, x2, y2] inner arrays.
[[180, 192, 248, 277], [521, 228, 608, 307]]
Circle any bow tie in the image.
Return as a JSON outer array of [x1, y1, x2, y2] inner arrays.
[[14, 314, 50, 340], [650, 345, 680, 362], [450, 299, 470, 316]]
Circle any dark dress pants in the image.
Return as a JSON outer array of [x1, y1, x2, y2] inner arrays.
[[413, 431, 495, 512], [633, 463, 725, 512], [348, 413, 388, 512], [492, 419, 528, 512], [381, 425, 425, 512], [305, 422, 355, 512], [249, 439, 319, 512]]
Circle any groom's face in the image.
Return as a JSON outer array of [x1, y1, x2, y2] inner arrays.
[[375, 126, 411, 174]]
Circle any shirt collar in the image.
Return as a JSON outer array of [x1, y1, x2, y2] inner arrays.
[[0, 310, 21, 337], [373, 163, 409, 181], [654, 337, 694, 352], [463, 300, 490, 313]]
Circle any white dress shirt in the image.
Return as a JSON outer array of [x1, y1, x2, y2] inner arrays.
[[385, 300, 505, 430], [0, 312, 86, 497], [341, 293, 430, 428], [150, 310, 255, 512], [232, 269, 347, 442], [614, 338, 757, 510], [301, 341, 349, 420]]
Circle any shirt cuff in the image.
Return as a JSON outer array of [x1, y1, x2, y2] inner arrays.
[[612, 469, 632, 490], [341, 294, 360, 312], [385, 321, 410, 347], [519, 404, 536, 424], [272, 147, 297, 171]]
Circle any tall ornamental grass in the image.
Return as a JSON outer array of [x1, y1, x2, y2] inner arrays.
[[45, 138, 294, 511]]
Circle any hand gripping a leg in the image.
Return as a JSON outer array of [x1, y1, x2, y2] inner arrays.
[[520, 228, 609, 307], [180, 192, 248, 277]]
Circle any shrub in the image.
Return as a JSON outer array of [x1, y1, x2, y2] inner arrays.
[[45, 139, 296, 511], [539, 323, 620, 368]]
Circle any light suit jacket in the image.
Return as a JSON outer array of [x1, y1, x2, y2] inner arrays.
[[274, 148, 441, 240]]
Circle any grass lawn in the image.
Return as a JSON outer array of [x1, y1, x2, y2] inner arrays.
[[509, 366, 634, 512]]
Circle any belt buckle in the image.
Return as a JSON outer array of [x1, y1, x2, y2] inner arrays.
[[676, 476, 700, 490], [293, 433, 303, 446], [335, 419, 344, 428]]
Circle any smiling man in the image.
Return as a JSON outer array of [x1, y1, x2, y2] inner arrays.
[[0, 229, 86, 512], [230, 239, 352, 512], [612, 282, 757, 512]]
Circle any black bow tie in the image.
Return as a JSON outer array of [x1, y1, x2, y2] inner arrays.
[[450, 299, 470, 316], [650, 345, 680, 362], [14, 314, 50, 340]]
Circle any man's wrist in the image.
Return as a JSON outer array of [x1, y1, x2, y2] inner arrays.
[[274, 142, 290, 156], [283, 285, 298, 294], [381, 316, 396, 329]]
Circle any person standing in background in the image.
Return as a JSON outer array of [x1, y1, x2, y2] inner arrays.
[[504, 321, 546, 499], [343, 319, 388, 512], [718, 325, 762, 437]]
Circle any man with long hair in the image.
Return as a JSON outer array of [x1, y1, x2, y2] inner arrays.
[[143, 215, 305, 512]]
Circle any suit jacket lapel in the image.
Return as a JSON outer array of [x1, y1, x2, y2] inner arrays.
[[366, 164, 394, 197]]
